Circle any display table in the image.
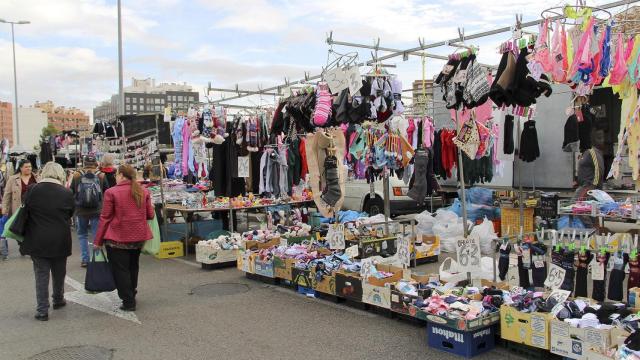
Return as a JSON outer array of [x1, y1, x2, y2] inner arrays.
[[164, 199, 314, 256]]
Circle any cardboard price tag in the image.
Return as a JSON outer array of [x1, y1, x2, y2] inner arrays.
[[323, 67, 348, 94], [345, 245, 359, 259], [544, 264, 566, 289], [237, 156, 250, 178], [328, 224, 345, 250], [397, 235, 411, 267], [344, 66, 362, 95], [456, 236, 481, 273]]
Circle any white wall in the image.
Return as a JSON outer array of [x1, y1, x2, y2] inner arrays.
[[17, 107, 47, 150]]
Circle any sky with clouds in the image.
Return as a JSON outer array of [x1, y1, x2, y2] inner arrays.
[[0, 0, 632, 119]]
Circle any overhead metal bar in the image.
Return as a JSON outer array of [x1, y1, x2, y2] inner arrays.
[[212, 0, 636, 105], [326, 35, 497, 69], [368, 0, 638, 65]]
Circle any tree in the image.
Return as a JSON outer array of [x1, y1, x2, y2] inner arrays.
[[40, 124, 58, 141]]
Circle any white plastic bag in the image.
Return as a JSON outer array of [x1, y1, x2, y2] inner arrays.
[[470, 217, 498, 255], [415, 211, 436, 236], [439, 257, 467, 284]]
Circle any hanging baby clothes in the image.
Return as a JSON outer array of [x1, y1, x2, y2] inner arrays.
[[173, 117, 185, 177], [607, 251, 629, 301], [629, 256, 640, 291], [592, 252, 609, 302], [574, 250, 593, 298]]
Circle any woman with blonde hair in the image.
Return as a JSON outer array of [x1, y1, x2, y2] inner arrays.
[[94, 164, 154, 311], [20, 162, 75, 321]]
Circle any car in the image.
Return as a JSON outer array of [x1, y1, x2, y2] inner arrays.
[[341, 175, 442, 216]]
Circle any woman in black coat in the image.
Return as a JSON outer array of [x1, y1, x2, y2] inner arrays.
[[20, 162, 75, 321]]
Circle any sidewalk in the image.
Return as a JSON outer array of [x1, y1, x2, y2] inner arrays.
[[0, 237, 515, 360]]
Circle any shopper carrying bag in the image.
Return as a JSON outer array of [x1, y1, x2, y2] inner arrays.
[[94, 164, 155, 312], [84, 249, 116, 293], [19, 162, 75, 321]]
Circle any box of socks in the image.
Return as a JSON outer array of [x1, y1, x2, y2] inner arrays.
[[244, 238, 280, 251], [292, 268, 313, 289], [500, 304, 553, 349], [254, 257, 275, 278], [390, 284, 430, 316], [366, 264, 403, 287], [273, 256, 295, 281], [310, 268, 336, 295], [363, 284, 392, 309], [426, 322, 497, 358], [335, 271, 363, 302], [549, 319, 612, 359]]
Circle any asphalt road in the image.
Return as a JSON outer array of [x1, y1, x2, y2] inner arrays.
[[0, 237, 523, 360]]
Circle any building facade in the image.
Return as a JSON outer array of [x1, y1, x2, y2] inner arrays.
[[17, 107, 48, 150], [0, 102, 13, 146], [93, 78, 199, 124], [34, 100, 91, 136]]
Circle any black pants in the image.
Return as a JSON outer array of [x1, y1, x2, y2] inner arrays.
[[106, 246, 141, 307], [32, 256, 67, 315]]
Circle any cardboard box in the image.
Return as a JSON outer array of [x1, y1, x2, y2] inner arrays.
[[155, 241, 184, 259], [244, 238, 280, 251], [414, 234, 440, 258], [237, 251, 255, 274], [390, 285, 430, 316], [347, 237, 397, 259], [311, 269, 336, 295], [254, 257, 275, 278], [427, 323, 496, 358], [411, 273, 439, 284], [335, 271, 363, 302], [549, 319, 611, 359], [273, 256, 295, 281], [366, 264, 403, 287], [362, 284, 391, 309], [292, 268, 313, 288], [500, 304, 553, 349], [629, 287, 640, 308], [423, 311, 500, 331], [195, 245, 238, 264]]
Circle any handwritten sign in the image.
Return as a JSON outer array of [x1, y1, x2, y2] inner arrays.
[[397, 235, 411, 267], [323, 67, 348, 94], [544, 264, 567, 290], [344, 66, 362, 95], [237, 156, 249, 178], [328, 224, 345, 250], [456, 236, 481, 273]]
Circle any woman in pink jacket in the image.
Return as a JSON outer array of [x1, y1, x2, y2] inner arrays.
[[94, 164, 154, 311]]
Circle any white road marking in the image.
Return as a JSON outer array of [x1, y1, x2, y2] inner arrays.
[[64, 276, 141, 324]]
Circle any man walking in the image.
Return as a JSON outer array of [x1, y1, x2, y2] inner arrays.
[[71, 156, 107, 267]]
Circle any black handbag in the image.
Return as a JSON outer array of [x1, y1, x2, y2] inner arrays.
[[84, 249, 116, 293], [9, 205, 28, 236]]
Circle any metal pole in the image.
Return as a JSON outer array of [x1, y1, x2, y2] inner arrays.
[[117, 0, 125, 116], [517, 116, 525, 235], [383, 169, 390, 236], [455, 110, 469, 238], [10, 23, 19, 145]]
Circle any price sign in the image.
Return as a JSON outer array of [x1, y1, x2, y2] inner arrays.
[[397, 235, 411, 267], [360, 258, 375, 279], [344, 66, 362, 95], [323, 67, 348, 94], [456, 236, 481, 273], [544, 264, 567, 289], [327, 224, 345, 250], [237, 156, 249, 178], [345, 245, 359, 259]]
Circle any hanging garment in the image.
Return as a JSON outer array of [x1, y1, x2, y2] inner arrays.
[[407, 148, 437, 205], [551, 20, 568, 82], [172, 117, 185, 177], [607, 252, 629, 301], [530, 242, 547, 288], [463, 56, 491, 108], [592, 252, 609, 302], [629, 257, 640, 291], [574, 250, 593, 298], [490, 52, 517, 107], [209, 137, 245, 197], [519, 120, 540, 162]]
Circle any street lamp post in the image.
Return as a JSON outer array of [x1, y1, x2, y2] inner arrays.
[[0, 19, 30, 146], [117, 0, 124, 116]]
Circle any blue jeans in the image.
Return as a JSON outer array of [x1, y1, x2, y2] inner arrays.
[[77, 215, 99, 263]]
